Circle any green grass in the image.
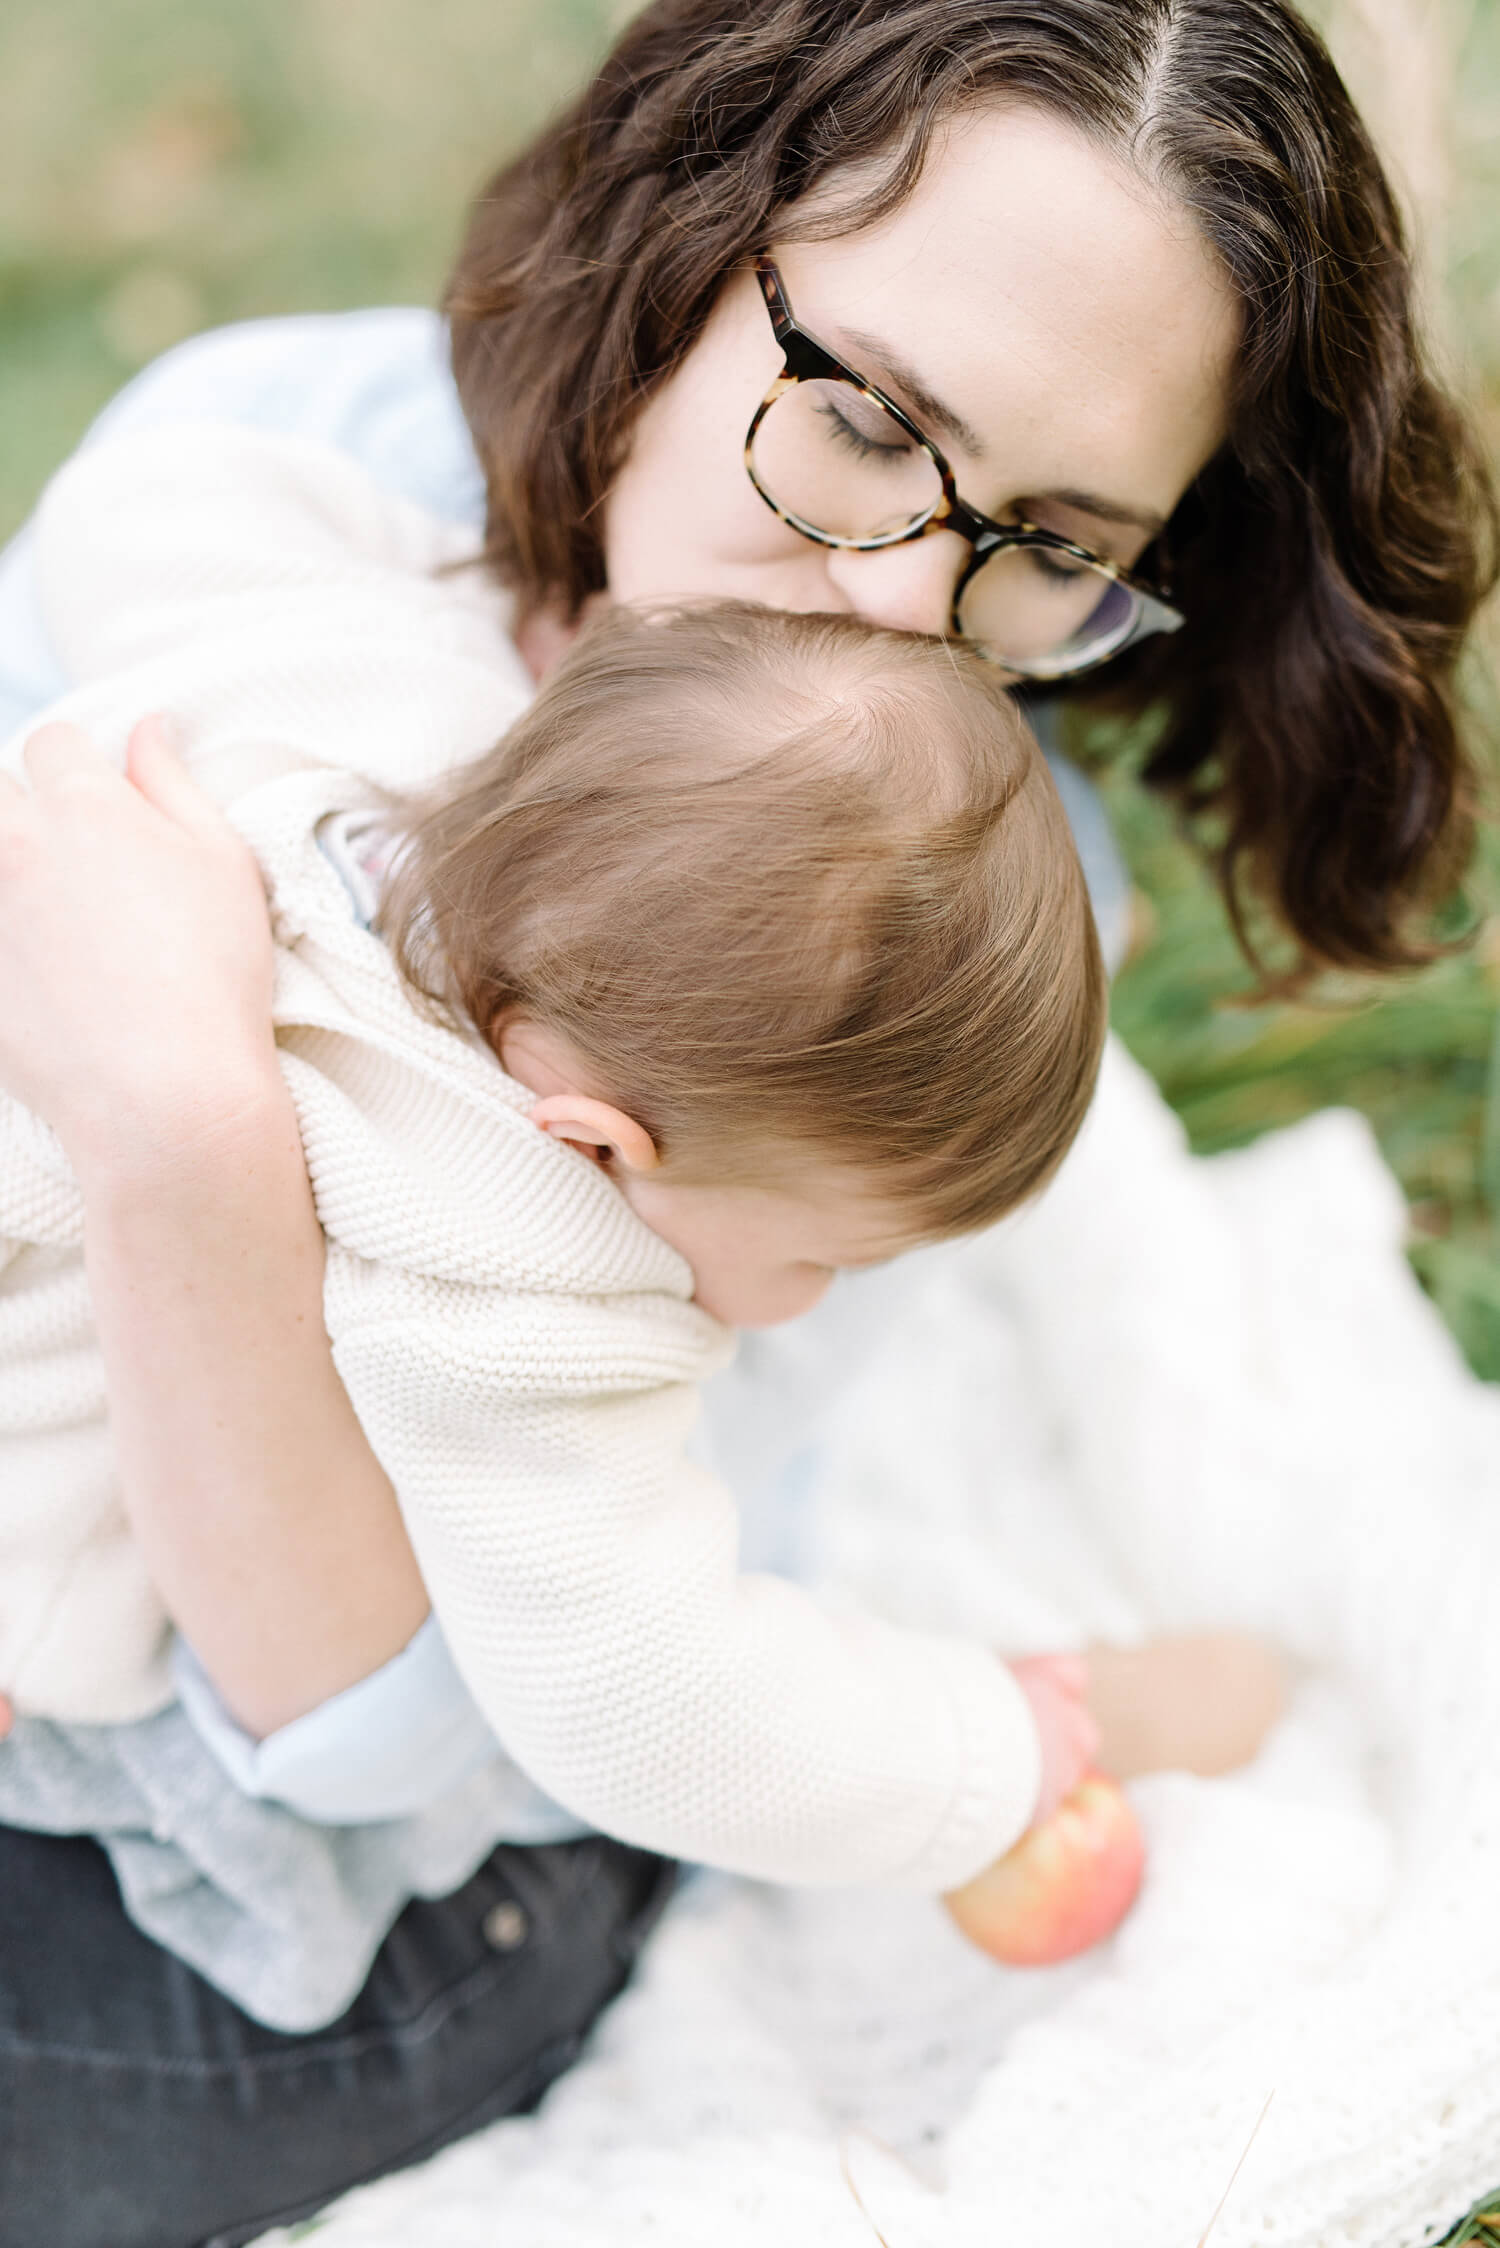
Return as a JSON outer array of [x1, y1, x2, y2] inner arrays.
[[1, 0, 1497, 1383], [0, 0, 625, 536], [1442, 2188, 1500, 2247], [1095, 718, 1500, 1380]]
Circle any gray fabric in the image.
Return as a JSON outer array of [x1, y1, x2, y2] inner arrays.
[[0, 1710, 578, 2034]]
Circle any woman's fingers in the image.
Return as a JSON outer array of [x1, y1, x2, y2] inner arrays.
[[22, 719, 115, 786], [15, 713, 238, 849], [125, 712, 178, 763], [1085, 1635, 1288, 1781], [21, 715, 213, 821], [127, 714, 250, 847], [127, 713, 212, 822], [0, 707, 279, 1163]]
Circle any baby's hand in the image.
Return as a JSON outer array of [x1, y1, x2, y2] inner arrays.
[[1084, 1632, 1288, 1782], [1007, 1651, 1101, 1825], [948, 1632, 1285, 1971], [944, 1773, 1145, 1965]]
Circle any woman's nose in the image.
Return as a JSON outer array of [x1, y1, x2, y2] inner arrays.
[[823, 531, 968, 638]]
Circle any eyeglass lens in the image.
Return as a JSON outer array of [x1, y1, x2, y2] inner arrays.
[[752, 377, 943, 540], [957, 549, 1140, 676], [748, 379, 1139, 675]]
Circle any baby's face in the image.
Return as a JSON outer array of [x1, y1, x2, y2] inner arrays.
[[499, 1017, 928, 1326], [615, 1165, 924, 1328]]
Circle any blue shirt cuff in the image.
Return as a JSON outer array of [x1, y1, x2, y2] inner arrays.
[[170, 1616, 501, 1825]]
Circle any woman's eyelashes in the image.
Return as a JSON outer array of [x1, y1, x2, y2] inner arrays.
[[1023, 544, 1093, 585], [814, 394, 915, 463]]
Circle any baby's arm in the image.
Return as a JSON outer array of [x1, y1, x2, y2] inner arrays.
[[330, 1276, 1046, 1892]]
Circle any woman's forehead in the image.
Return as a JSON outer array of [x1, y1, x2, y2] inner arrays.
[[780, 103, 1240, 522]]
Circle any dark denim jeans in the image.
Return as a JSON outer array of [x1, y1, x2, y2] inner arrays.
[[0, 1822, 674, 2248]]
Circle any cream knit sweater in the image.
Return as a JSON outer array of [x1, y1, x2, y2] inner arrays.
[[0, 428, 1041, 1891]]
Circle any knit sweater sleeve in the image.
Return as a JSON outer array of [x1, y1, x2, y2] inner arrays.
[[327, 1270, 1043, 1893], [22, 426, 532, 798]]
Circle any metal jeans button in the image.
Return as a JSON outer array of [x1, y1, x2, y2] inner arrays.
[[481, 1899, 529, 1952]]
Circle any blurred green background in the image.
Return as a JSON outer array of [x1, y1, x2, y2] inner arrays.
[[2, 0, 1497, 1369]]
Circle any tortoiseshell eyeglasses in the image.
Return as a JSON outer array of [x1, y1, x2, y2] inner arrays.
[[744, 257, 1184, 681]]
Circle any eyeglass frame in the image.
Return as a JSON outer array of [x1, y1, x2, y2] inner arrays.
[[743, 256, 1185, 680]]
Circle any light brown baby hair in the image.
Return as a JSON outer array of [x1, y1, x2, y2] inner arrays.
[[382, 601, 1106, 1236]]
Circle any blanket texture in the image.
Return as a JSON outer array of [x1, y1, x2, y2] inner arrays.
[[262, 1038, 1500, 2248]]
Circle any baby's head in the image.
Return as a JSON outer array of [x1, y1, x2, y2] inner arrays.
[[384, 602, 1105, 1325]]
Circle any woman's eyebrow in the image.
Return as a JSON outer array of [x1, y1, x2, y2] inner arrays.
[[836, 323, 986, 457], [1041, 487, 1169, 539], [837, 324, 1168, 540]]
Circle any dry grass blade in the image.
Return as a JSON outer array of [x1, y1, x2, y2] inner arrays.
[[1195, 2092, 1276, 2248], [837, 2130, 908, 2248]]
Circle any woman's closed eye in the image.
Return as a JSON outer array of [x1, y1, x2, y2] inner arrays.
[[814, 391, 918, 464], [1022, 543, 1094, 585]]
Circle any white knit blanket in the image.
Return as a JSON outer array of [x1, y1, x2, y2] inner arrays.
[[263, 1038, 1500, 2248]]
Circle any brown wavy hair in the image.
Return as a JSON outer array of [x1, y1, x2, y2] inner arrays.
[[446, 0, 1498, 980], [381, 602, 1106, 1234]]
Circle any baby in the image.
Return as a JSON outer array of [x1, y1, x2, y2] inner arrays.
[[0, 428, 1271, 1910]]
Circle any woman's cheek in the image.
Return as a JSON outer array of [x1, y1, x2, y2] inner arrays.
[[600, 267, 825, 606], [603, 438, 823, 607]]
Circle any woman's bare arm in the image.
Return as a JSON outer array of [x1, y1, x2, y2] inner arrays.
[[0, 720, 427, 1735], [78, 1073, 430, 1738]]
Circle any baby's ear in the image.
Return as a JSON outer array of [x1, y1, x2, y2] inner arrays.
[[527, 1094, 660, 1174]]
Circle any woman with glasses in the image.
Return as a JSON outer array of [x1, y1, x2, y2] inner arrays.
[[0, 2, 1493, 2242]]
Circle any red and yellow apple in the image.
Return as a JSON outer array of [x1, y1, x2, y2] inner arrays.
[[943, 1772, 1145, 1966]]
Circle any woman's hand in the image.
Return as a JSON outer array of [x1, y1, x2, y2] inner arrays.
[[1008, 1632, 1286, 1829], [1083, 1634, 1288, 1782], [0, 715, 278, 1177]]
